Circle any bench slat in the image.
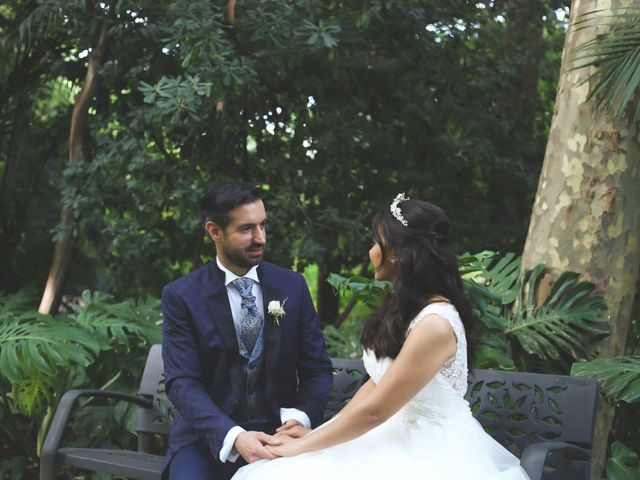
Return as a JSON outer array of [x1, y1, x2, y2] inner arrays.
[[59, 447, 163, 480]]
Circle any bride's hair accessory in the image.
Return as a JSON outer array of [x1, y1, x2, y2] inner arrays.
[[390, 193, 410, 226]]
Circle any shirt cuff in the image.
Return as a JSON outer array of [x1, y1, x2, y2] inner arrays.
[[220, 425, 246, 463], [280, 407, 311, 428]]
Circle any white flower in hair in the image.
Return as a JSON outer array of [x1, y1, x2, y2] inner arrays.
[[390, 193, 410, 226]]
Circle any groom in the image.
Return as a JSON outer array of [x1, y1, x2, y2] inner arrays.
[[161, 181, 333, 479]]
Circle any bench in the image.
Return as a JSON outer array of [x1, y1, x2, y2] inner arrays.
[[40, 345, 598, 480]]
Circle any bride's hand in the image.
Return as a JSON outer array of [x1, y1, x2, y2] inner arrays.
[[275, 425, 311, 439], [266, 433, 304, 457]]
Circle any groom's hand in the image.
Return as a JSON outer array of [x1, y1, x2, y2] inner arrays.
[[277, 419, 301, 431], [234, 431, 278, 463], [276, 420, 311, 438]]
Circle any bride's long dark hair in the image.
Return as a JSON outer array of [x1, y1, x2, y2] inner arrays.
[[360, 199, 476, 360]]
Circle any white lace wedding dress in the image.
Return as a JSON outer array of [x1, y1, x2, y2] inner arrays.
[[233, 303, 530, 480]]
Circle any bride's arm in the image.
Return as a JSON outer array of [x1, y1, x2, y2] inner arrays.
[[275, 379, 375, 439], [268, 314, 457, 456], [334, 377, 375, 417]]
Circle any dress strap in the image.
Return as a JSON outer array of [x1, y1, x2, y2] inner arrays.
[[406, 302, 464, 343]]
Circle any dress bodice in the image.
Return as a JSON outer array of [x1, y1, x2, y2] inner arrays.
[[362, 302, 470, 425]]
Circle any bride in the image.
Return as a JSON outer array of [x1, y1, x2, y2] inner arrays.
[[233, 194, 530, 480]]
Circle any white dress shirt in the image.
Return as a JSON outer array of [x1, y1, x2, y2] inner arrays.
[[216, 257, 311, 463]]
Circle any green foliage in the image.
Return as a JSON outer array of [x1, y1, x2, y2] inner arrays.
[[69, 290, 162, 352], [461, 251, 520, 304], [472, 331, 516, 371], [572, 356, 640, 404], [460, 251, 520, 333], [64, 293, 162, 450], [0, 293, 98, 417], [507, 267, 609, 361], [323, 272, 390, 357], [326, 251, 610, 373], [571, 7, 640, 123], [326, 273, 390, 312], [323, 325, 362, 359], [462, 252, 609, 371], [0, 455, 26, 480], [606, 441, 640, 480], [0, 0, 569, 299], [0, 289, 161, 475]]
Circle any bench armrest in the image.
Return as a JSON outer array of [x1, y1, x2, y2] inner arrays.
[[40, 389, 153, 480], [520, 441, 591, 480]]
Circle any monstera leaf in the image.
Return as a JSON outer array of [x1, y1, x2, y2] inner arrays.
[[70, 290, 162, 350], [0, 312, 99, 384], [0, 312, 99, 416], [0, 288, 38, 315], [460, 251, 520, 304], [461, 252, 520, 332], [605, 441, 640, 480], [572, 356, 640, 404], [507, 266, 609, 361]]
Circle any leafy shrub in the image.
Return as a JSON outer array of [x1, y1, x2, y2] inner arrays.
[[0, 290, 161, 478]]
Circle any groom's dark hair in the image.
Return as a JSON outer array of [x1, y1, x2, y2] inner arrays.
[[200, 180, 265, 230]]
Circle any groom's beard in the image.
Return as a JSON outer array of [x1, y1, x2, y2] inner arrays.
[[224, 242, 265, 270]]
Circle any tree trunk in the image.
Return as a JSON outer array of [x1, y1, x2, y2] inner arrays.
[[521, 0, 640, 475], [225, 0, 237, 24], [317, 257, 340, 327], [38, 8, 114, 314]]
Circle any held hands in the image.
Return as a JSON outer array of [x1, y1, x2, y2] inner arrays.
[[267, 431, 305, 458], [235, 421, 310, 463], [234, 421, 310, 463], [262, 419, 310, 458], [275, 419, 312, 439], [234, 431, 278, 463]]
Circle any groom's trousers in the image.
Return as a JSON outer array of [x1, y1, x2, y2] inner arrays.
[[169, 441, 245, 480], [168, 421, 277, 480]]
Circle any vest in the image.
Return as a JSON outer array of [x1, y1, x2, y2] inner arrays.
[[230, 324, 272, 424]]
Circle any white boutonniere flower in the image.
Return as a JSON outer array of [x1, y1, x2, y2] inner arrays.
[[267, 299, 287, 326]]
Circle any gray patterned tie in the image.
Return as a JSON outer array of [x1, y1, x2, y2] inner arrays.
[[230, 277, 263, 353]]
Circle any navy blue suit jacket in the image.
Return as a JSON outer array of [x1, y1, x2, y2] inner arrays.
[[161, 260, 332, 467]]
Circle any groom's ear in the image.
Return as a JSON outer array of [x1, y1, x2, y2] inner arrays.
[[205, 221, 223, 243]]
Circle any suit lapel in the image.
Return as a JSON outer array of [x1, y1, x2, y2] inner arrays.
[[203, 262, 239, 359], [258, 263, 282, 409]]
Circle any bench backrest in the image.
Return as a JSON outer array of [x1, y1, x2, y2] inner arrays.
[[135, 345, 173, 451], [133, 346, 598, 461], [132, 347, 368, 439], [324, 357, 369, 419], [467, 368, 598, 457], [323, 359, 598, 458]]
